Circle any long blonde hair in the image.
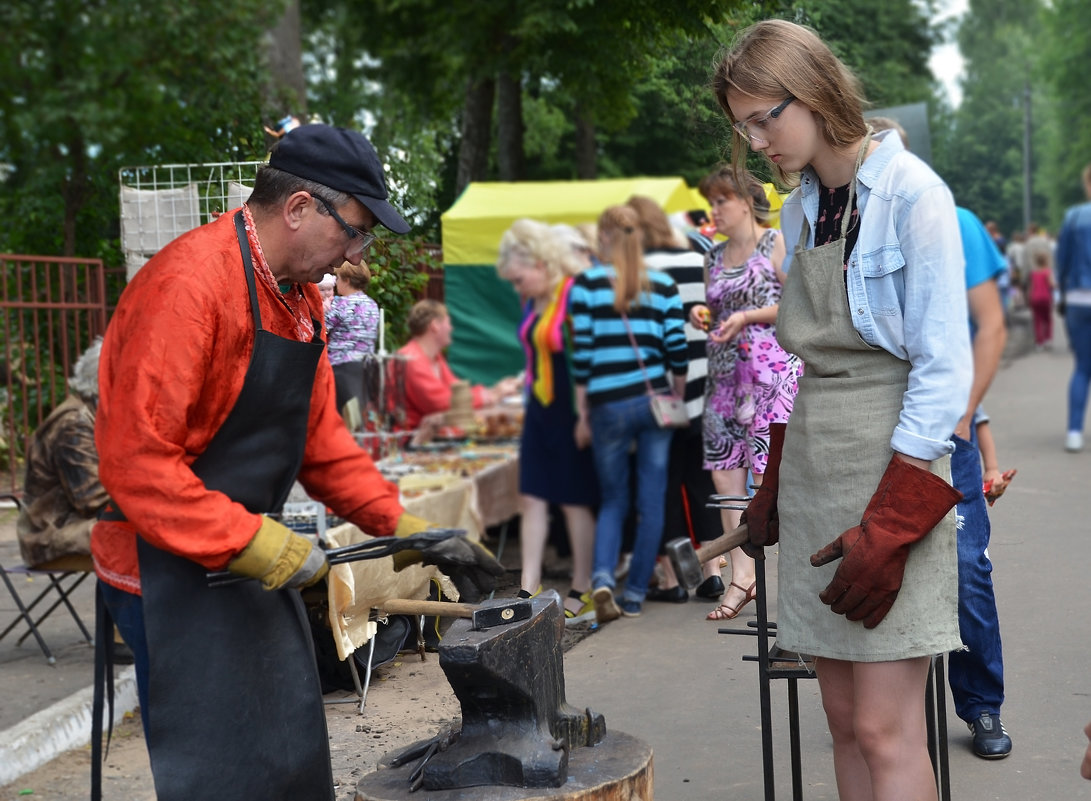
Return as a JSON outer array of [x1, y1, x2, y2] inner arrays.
[[599, 205, 649, 313], [713, 19, 868, 187]]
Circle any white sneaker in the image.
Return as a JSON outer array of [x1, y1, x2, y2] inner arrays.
[[1065, 431, 1083, 452]]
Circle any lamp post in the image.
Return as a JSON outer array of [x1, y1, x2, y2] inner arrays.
[[1023, 78, 1032, 234]]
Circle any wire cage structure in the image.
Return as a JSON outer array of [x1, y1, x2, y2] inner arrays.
[[118, 161, 265, 279], [117, 159, 414, 457]]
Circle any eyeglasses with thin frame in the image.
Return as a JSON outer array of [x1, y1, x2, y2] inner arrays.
[[733, 96, 796, 147], [312, 194, 376, 255]]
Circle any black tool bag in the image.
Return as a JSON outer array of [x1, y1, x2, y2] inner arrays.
[[308, 605, 412, 693]]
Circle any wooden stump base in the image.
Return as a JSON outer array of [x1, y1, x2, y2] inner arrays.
[[356, 730, 653, 801]]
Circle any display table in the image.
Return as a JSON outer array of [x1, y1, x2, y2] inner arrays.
[[325, 444, 519, 660]]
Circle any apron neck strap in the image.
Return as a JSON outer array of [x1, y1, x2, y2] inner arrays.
[[840, 126, 872, 239], [233, 211, 265, 333]]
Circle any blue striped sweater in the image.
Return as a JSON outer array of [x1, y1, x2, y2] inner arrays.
[[569, 264, 688, 404]]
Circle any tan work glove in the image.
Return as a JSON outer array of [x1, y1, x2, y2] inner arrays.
[[390, 514, 505, 603], [228, 516, 329, 590]]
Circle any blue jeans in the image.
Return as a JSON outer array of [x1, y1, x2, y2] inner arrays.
[[589, 395, 674, 604], [947, 430, 1005, 723], [1065, 305, 1091, 433], [98, 581, 151, 733]]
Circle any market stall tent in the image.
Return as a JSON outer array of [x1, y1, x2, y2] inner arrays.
[[440, 177, 709, 384]]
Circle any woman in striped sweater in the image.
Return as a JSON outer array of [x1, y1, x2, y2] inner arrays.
[[570, 205, 689, 622]]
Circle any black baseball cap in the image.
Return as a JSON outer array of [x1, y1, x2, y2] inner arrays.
[[269, 124, 410, 234]]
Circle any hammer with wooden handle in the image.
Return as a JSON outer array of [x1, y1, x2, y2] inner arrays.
[[376, 598, 533, 631], [663, 523, 750, 591]]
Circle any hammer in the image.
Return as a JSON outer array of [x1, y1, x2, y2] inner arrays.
[[664, 524, 750, 590], [375, 598, 532, 631]]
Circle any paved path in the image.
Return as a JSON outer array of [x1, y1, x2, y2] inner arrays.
[[4, 310, 1091, 799]]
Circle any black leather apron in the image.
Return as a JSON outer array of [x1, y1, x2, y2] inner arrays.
[[137, 212, 332, 801]]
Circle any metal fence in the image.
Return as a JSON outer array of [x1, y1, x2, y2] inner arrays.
[[1, 254, 107, 494]]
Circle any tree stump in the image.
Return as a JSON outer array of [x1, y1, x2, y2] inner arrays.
[[356, 730, 653, 801]]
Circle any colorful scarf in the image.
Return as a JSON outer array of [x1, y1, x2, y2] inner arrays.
[[519, 276, 574, 406]]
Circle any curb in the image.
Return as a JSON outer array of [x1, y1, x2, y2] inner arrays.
[[0, 666, 139, 786]]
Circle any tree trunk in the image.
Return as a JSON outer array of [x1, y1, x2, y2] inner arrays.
[[264, 0, 308, 116], [61, 131, 86, 257], [456, 76, 496, 197], [496, 71, 525, 181], [575, 105, 596, 179]]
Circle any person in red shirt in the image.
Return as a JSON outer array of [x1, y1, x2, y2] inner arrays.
[[91, 124, 502, 801], [396, 299, 518, 429]]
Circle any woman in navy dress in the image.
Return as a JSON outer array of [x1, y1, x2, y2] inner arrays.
[[497, 219, 598, 621]]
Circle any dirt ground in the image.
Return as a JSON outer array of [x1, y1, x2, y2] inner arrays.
[[1, 652, 463, 801], [0, 512, 589, 801]]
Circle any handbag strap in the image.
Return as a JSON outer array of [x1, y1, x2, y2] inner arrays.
[[619, 313, 656, 397]]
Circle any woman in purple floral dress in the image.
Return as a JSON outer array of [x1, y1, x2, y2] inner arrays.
[[691, 166, 802, 621]]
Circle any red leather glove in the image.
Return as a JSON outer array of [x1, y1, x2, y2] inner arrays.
[[740, 422, 787, 558], [809, 455, 962, 629]]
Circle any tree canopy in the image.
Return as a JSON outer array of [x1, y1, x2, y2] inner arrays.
[[1, 0, 1084, 259]]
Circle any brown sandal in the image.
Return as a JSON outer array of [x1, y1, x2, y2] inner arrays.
[[705, 581, 757, 621]]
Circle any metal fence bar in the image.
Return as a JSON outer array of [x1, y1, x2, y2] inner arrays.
[[1, 254, 107, 494]]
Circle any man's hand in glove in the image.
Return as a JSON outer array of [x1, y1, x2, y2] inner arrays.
[[809, 455, 962, 629], [391, 514, 505, 603], [740, 421, 787, 558], [228, 516, 329, 590]]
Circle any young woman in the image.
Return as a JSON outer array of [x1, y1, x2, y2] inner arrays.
[[496, 219, 598, 621], [715, 20, 970, 801], [569, 205, 688, 622], [690, 167, 801, 621]]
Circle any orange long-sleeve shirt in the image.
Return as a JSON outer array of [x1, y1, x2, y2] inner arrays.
[[92, 212, 404, 594], [397, 339, 489, 429]]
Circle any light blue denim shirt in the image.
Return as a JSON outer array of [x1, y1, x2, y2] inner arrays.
[[780, 130, 972, 461]]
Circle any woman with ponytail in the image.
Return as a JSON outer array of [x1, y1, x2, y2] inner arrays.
[[569, 205, 689, 622]]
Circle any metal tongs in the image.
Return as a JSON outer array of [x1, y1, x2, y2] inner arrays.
[[706, 493, 751, 511], [205, 527, 467, 588]]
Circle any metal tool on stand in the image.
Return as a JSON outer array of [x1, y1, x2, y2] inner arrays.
[[663, 495, 751, 590]]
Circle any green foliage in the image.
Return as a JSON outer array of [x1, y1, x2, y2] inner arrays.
[[1038, 0, 1091, 226], [796, 0, 940, 108], [0, 0, 278, 261], [365, 238, 437, 349], [931, 0, 1049, 235]]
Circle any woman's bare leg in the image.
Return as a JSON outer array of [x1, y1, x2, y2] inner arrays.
[[561, 504, 595, 614], [817, 656, 936, 801], [708, 468, 756, 616], [519, 495, 549, 594]]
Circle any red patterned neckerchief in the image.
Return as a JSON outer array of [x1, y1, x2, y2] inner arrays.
[[241, 203, 315, 342]]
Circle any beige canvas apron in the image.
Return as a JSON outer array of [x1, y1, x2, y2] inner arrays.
[[773, 138, 961, 662]]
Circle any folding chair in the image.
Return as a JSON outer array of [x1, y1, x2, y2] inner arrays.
[[719, 556, 951, 801], [0, 494, 95, 665]]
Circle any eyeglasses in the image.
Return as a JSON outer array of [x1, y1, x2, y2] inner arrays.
[[733, 96, 796, 147], [312, 194, 376, 255]]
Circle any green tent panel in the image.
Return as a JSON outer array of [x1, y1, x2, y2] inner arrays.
[[441, 177, 706, 384]]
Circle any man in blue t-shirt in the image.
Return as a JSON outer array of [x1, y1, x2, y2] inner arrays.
[[950, 206, 1012, 759]]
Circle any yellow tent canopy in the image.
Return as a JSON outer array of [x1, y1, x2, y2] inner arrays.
[[441, 177, 707, 266]]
